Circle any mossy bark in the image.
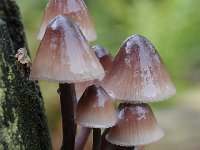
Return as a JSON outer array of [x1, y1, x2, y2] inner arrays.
[[0, 1, 52, 150]]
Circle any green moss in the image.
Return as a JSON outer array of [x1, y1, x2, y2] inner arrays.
[[0, 58, 5, 119], [0, 116, 22, 150], [0, 1, 52, 149], [7, 67, 15, 81]]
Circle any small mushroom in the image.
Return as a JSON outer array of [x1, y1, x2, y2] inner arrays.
[[76, 84, 117, 128], [106, 103, 164, 146], [76, 84, 117, 150], [38, 0, 97, 42]]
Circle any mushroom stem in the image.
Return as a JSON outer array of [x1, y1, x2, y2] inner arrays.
[[93, 128, 101, 150], [101, 128, 110, 149], [59, 83, 77, 150], [75, 127, 92, 150]]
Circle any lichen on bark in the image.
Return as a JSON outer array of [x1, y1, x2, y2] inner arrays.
[[0, 1, 52, 150]]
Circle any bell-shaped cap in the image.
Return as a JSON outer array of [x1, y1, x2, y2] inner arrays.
[[101, 128, 145, 150], [106, 103, 164, 146], [75, 84, 117, 128], [102, 34, 176, 103], [75, 46, 113, 100], [30, 15, 104, 83], [38, 0, 97, 42]]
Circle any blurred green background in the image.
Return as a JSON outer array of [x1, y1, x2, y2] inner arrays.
[[16, 0, 200, 149]]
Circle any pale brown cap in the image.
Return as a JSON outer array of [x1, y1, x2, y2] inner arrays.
[[75, 45, 113, 100], [106, 103, 164, 146], [101, 128, 145, 150], [75, 84, 117, 128], [38, 0, 97, 42], [102, 34, 176, 103], [30, 15, 104, 83]]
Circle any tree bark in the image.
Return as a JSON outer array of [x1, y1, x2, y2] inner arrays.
[[0, 1, 52, 150]]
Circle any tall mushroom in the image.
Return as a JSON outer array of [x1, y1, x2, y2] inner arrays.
[[102, 34, 176, 103], [102, 34, 176, 148], [38, 0, 97, 42], [30, 15, 104, 149]]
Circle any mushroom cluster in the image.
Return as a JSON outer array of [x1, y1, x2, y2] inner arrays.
[[75, 34, 176, 149], [29, 0, 176, 149], [101, 34, 176, 149], [30, 0, 104, 149]]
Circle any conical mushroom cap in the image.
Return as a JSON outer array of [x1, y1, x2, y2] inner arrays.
[[102, 34, 176, 103], [75, 46, 113, 100], [30, 15, 104, 83], [38, 0, 97, 42], [106, 103, 164, 146], [101, 128, 145, 150], [75, 84, 117, 128]]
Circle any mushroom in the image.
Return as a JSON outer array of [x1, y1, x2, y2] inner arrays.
[[74, 45, 113, 149], [75, 45, 113, 100], [101, 34, 176, 148], [102, 34, 176, 103], [30, 15, 104, 149], [38, 0, 97, 42], [106, 103, 164, 147], [30, 15, 104, 82], [76, 84, 117, 150]]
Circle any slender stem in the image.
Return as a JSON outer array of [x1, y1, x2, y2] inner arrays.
[[93, 128, 101, 150], [101, 128, 110, 149], [75, 127, 92, 150], [59, 83, 77, 150]]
